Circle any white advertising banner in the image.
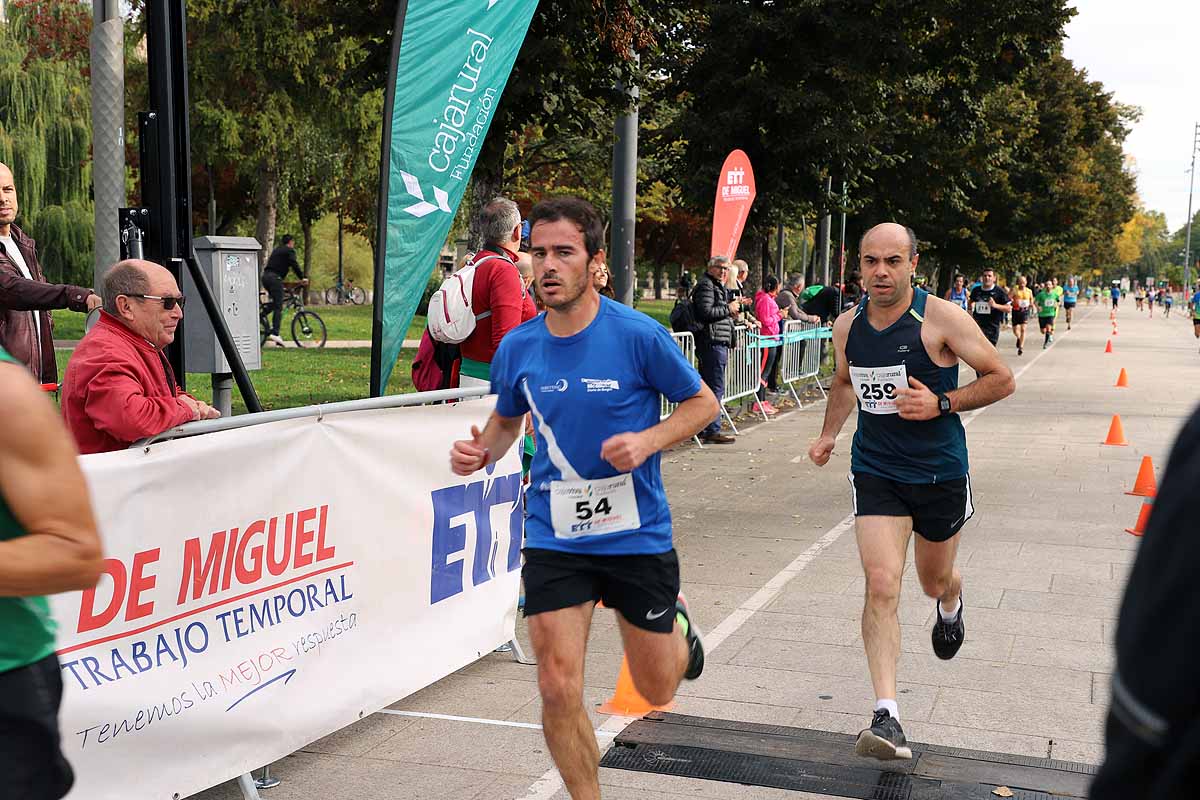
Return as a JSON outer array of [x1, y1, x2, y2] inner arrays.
[[48, 398, 523, 800]]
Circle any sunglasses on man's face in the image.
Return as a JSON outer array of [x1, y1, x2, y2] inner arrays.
[[125, 293, 186, 310]]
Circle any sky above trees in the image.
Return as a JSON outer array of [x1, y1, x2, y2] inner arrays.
[[1064, 0, 1200, 229]]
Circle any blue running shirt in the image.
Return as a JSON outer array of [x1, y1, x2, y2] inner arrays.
[[490, 297, 702, 555]]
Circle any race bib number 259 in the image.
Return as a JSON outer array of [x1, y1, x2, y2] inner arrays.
[[849, 364, 908, 415]]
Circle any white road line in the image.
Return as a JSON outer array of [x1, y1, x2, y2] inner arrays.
[[515, 305, 1090, 800], [377, 709, 619, 740], [377, 709, 545, 731]]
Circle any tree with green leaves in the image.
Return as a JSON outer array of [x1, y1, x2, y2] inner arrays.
[[0, 0, 94, 285], [664, 0, 1089, 292], [142, 0, 375, 265]]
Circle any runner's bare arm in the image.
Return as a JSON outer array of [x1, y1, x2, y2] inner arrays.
[[450, 410, 524, 475], [602, 383, 718, 472], [809, 310, 856, 465], [0, 363, 103, 596], [938, 302, 1015, 413]]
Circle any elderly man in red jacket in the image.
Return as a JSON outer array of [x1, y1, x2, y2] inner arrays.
[[457, 197, 532, 387], [0, 162, 101, 385], [61, 260, 220, 454]]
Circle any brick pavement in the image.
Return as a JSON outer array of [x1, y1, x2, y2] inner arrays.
[[192, 301, 1197, 799]]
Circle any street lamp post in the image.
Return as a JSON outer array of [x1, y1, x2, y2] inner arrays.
[[1185, 122, 1199, 292]]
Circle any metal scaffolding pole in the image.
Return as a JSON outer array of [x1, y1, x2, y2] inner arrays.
[[91, 0, 125, 287], [1184, 122, 1199, 292], [611, 82, 639, 306], [819, 177, 832, 286]]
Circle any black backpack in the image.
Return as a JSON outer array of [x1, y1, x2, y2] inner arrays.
[[670, 295, 703, 335]]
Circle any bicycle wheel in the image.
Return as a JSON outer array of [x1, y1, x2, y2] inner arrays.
[[260, 311, 270, 345], [291, 310, 327, 348], [349, 285, 367, 305], [324, 287, 340, 305]]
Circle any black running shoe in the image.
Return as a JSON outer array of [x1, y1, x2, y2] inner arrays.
[[675, 593, 705, 680], [932, 596, 965, 660], [855, 709, 912, 760]]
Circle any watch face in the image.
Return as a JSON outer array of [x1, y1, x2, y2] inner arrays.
[[939, 396, 951, 413]]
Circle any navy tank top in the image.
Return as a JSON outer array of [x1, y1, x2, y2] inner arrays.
[[847, 287, 968, 484]]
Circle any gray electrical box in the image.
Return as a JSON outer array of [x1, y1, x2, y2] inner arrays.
[[184, 236, 262, 373]]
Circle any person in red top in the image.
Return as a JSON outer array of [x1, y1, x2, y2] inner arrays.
[[61, 260, 220, 454], [458, 197, 527, 387], [753, 274, 787, 415]]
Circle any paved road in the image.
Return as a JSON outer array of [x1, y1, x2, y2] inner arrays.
[[194, 302, 1197, 799]]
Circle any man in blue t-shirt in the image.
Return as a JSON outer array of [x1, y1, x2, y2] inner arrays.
[[1062, 280, 1079, 329], [450, 197, 718, 799], [1191, 284, 1200, 353]]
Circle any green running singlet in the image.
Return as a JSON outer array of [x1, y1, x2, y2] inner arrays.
[[0, 346, 58, 674]]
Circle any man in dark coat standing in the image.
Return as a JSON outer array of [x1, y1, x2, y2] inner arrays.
[[0, 162, 100, 384]]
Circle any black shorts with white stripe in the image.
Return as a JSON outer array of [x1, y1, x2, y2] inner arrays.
[[849, 472, 974, 543]]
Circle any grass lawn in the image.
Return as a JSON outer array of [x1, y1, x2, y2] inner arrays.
[[54, 347, 413, 415], [50, 311, 88, 341], [48, 298, 682, 416], [53, 297, 675, 345], [635, 298, 674, 328], [50, 305, 426, 343]]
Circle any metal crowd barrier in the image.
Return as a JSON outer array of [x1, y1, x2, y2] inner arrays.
[[139, 385, 493, 445], [719, 325, 760, 432], [662, 331, 704, 447], [778, 320, 830, 407]]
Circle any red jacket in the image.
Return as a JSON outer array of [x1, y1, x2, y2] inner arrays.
[[459, 246, 525, 364], [61, 312, 195, 454]]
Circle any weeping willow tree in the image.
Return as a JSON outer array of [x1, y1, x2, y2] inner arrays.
[[0, 4, 94, 285]]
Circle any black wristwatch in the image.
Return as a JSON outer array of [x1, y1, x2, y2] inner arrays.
[[937, 394, 953, 416]]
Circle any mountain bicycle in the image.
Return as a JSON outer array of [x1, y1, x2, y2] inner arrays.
[[260, 282, 327, 348], [324, 276, 366, 305]]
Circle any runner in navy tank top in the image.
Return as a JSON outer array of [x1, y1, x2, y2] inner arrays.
[[808, 223, 1016, 762]]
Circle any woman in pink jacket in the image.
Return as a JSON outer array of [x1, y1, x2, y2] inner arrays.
[[753, 274, 786, 415]]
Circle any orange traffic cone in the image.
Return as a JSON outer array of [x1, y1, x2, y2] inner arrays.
[[1102, 414, 1128, 446], [1125, 499, 1153, 537], [1125, 456, 1157, 497], [597, 655, 673, 716], [1115, 368, 1129, 388], [1112, 325, 1118, 336], [1104, 339, 1114, 353]]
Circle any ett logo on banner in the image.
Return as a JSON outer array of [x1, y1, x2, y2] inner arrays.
[[710, 149, 757, 259]]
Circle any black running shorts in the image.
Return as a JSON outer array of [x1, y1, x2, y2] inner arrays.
[[1011, 309, 1028, 326], [1038, 316, 1055, 331], [850, 472, 974, 543], [522, 548, 681, 633], [1063, 301, 1076, 309], [0, 654, 74, 800]]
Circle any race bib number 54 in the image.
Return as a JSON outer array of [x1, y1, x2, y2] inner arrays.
[[849, 364, 908, 415], [550, 474, 641, 539]]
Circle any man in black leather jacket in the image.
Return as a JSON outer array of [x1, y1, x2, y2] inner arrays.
[[692, 256, 739, 443]]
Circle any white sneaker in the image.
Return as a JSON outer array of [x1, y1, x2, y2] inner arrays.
[[267, 334, 285, 347]]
